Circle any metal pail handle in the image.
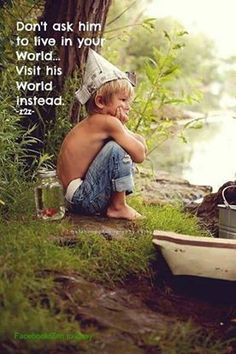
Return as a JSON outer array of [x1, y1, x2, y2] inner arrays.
[[222, 185, 236, 209]]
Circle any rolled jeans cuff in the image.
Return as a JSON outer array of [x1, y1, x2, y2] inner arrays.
[[112, 174, 134, 194]]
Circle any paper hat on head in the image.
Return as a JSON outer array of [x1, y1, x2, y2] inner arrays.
[[76, 48, 133, 104]]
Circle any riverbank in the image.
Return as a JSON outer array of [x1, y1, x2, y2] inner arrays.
[[137, 168, 212, 206]]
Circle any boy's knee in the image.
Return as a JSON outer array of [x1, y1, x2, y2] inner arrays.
[[104, 141, 132, 164], [104, 141, 124, 153]]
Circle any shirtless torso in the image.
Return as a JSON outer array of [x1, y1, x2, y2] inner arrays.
[[57, 113, 146, 190]]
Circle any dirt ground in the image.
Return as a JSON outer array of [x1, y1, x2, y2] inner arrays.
[[124, 254, 236, 352], [47, 254, 236, 354]]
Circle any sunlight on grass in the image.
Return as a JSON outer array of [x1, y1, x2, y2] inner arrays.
[[129, 196, 210, 236]]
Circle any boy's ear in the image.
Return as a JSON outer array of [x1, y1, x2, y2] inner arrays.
[[94, 95, 105, 109]]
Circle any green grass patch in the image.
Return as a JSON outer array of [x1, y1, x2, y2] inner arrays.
[[143, 321, 231, 354], [0, 189, 218, 353], [129, 196, 210, 236]]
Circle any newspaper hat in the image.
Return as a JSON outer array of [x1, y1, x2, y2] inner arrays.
[[76, 48, 133, 104]]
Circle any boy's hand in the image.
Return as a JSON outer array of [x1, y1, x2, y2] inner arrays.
[[115, 107, 129, 125]]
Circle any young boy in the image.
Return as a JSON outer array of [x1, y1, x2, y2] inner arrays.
[[57, 49, 147, 220]]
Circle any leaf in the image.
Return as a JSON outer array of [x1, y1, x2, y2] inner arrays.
[[183, 118, 205, 130], [162, 65, 179, 77], [146, 56, 158, 67], [172, 98, 185, 104], [173, 43, 185, 50], [142, 18, 156, 31], [144, 65, 156, 83], [163, 30, 171, 41], [143, 18, 157, 24], [142, 23, 153, 32], [177, 30, 189, 37], [178, 132, 188, 144]]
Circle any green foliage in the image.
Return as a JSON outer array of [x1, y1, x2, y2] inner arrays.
[[104, 7, 220, 121], [103, 9, 205, 152], [0, 0, 51, 211], [127, 30, 199, 152], [0, 82, 37, 210], [0, 0, 83, 212], [0, 0, 78, 171], [0, 0, 43, 68]]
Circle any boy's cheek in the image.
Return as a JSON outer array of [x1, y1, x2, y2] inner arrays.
[[107, 107, 116, 116]]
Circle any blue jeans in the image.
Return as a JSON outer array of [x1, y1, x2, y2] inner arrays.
[[69, 141, 134, 215]]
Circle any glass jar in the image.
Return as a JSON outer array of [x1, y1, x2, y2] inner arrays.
[[34, 169, 65, 220]]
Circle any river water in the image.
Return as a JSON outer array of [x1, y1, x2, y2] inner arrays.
[[150, 111, 236, 192]]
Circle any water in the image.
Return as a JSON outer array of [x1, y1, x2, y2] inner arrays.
[[150, 112, 236, 191], [35, 183, 65, 220]]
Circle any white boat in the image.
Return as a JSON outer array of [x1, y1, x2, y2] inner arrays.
[[152, 230, 236, 281]]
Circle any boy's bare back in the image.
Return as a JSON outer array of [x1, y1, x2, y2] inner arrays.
[[57, 114, 110, 189], [57, 112, 145, 190]]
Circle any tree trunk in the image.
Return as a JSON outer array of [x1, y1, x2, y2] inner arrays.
[[40, 0, 111, 122], [42, 0, 111, 86], [22, 0, 111, 168]]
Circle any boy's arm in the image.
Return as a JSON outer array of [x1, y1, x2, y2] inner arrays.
[[105, 117, 146, 163], [124, 128, 148, 154]]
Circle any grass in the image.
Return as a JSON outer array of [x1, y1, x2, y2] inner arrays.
[[130, 196, 210, 236], [0, 186, 230, 354], [143, 321, 232, 354]]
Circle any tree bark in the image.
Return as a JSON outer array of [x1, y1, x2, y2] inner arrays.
[[42, 0, 111, 86], [21, 0, 111, 168], [40, 0, 112, 123]]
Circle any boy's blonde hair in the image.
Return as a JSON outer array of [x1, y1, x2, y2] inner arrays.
[[85, 79, 134, 114]]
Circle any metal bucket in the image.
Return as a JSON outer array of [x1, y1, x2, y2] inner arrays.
[[218, 185, 236, 239]]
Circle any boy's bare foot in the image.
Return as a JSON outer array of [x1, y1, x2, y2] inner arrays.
[[106, 204, 143, 220]]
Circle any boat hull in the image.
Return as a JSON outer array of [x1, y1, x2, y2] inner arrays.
[[153, 230, 236, 281]]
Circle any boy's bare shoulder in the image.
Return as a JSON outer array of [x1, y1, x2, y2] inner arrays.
[[88, 113, 124, 131]]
